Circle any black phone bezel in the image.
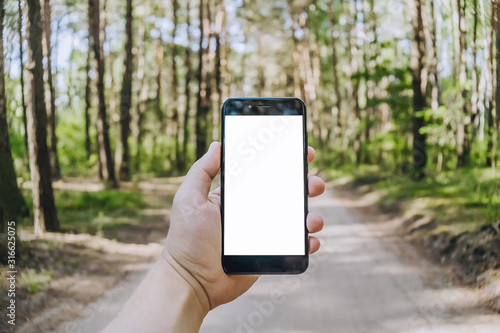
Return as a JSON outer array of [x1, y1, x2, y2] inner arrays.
[[220, 97, 309, 275]]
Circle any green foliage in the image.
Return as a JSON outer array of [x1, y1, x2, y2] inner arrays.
[[18, 269, 52, 294], [56, 190, 146, 215]]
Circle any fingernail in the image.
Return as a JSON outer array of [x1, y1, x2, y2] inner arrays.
[[208, 141, 218, 152]]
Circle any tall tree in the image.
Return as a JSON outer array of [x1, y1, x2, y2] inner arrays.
[[487, 0, 496, 167], [171, 0, 180, 166], [411, 0, 428, 177], [471, 0, 479, 138], [17, 0, 29, 157], [195, 0, 210, 159], [429, 0, 442, 112], [89, 0, 117, 188], [153, 4, 165, 131], [495, 0, 500, 166], [134, 15, 148, 173], [42, 0, 61, 179], [0, 0, 29, 231], [456, 0, 469, 167], [298, 7, 318, 140], [84, 37, 92, 160], [182, 0, 192, 169], [328, 0, 342, 132], [26, 0, 59, 234], [119, 0, 133, 180]]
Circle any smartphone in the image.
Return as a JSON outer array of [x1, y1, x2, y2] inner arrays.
[[221, 98, 308, 274]]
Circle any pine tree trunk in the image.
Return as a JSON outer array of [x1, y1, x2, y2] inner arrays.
[[477, 0, 489, 144], [290, 14, 305, 100], [89, 0, 117, 188], [471, 0, 479, 139], [411, 0, 428, 178], [181, 0, 192, 169], [0, 1, 29, 230], [456, 0, 469, 168], [134, 17, 147, 173], [84, 40, 92, 160], [171, 0, 180, 167], [487, 0, 496, 167], [195, 0, 210, 159], [429, 0, 442, 113], [495, 0, 500, 167], [212, 0, 224, 142], [347, 2, 361, 165], [42, 0, 60, 180], [119, 0, 133, 180], [154, 22, 165, 129], [17, 0, 29, 158], [257, 33, 265, 96], [328, 0, 342, 132], [26, 0, 59, 234], [298, 7, 318, 140]]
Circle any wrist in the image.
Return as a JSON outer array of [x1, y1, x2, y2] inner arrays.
[[104, 257, 209, 333], [159, 249, 211, 316]]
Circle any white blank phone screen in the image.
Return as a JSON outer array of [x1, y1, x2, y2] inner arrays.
[[224, 115, 305, 256]]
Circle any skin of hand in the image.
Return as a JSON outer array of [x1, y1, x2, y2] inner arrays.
[[104, 142, 326, 332], [162, 141, 326, 311]]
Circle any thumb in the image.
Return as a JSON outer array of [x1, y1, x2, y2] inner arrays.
[[177, 142, 221, 199]]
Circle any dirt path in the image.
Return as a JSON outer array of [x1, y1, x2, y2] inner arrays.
[[9, 178, 181, 333], [53, 183, 500, 333], [200, 184, 500, 332]]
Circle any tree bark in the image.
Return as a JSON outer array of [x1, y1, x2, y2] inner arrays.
[[26, 0, 59, 234], [257, 32, 265, 96], [42, 0, 61, 180], [181, 0, 192, 170], [171, 0, 180, 167], [153, 19, 165, 129], [84, 37, 92, 160], [290, 12, 305, 100], [119, 0, 133, 180], [471, 0, 479, 139], [429, 0, 442, 113], [328, 0, 342, 131], [212, 0, 224, 142], [195, 0, 210, 159], [495, 0, 500, 167], [89, 0, 117, 188], [411, 0, 428, 178], [456, 0, 469, 168], [134, 15, 147, 173], [0, 1, 29, 230], [487, 0, 496, 167], [17, 0, 29, 158], [298, 8, 318, 140]]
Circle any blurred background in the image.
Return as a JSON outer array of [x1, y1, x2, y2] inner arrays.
[[1, 0, 500, 331]]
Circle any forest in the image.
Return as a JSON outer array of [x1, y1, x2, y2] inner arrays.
[[1, 0, 500, 303], [1, 0, 500, 330]]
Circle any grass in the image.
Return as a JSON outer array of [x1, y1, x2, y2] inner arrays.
[[21, 189, 147, 235], [18, 269, 53, 294], [326, 165, 500, 236]]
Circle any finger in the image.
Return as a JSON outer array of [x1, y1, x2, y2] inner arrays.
[[309, 236, 320, 254], [308, 175, 325, 198], [177, 142, 221, 199], [307, 212, 324, 233], [307, 146, 315, 164]]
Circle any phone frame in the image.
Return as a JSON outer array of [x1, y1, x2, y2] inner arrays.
[[221, 97, 309, 275]]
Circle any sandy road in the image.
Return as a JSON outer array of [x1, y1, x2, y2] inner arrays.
[[58, 184, 500, 333], [200, 184, 500, 333]]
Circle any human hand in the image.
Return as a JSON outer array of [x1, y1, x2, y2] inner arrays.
[[162, 142, 326, 314]]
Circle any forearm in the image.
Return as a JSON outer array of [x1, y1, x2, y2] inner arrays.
[[103, 259, 208, 333]]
